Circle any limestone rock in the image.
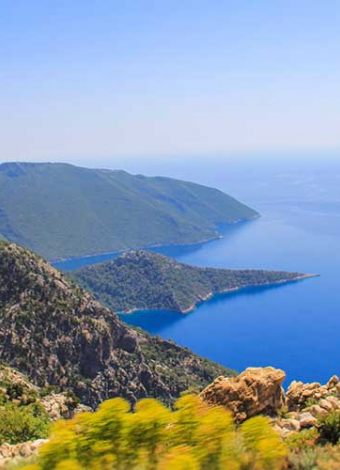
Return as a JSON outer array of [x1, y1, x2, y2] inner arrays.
[[286, 377, 340, 412], [325, 396, 340, 409], [200, 366, 285, 422], [0, 444, 12, 459], [273, 417, 301, 437], [41, 393, 91, 421], [299, 412, 318, 429], [0, 439, 47, 468], [284, 418, 301, 432], [319, 399, 334, 412], [308, 404, 328, 418], [327, 376, 339, 388], [19, 443, 31, 457]]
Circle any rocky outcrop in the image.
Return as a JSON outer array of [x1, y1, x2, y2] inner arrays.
[[200, 366, 285, 422], [272, 375, 340, 437], [41, 393, 91, 421], [201, 368, 340, 437], [0, 440, 47, 468], [0, 364, 89, 421], [0, 242, 231, 408], [286, 375, 340, 411]]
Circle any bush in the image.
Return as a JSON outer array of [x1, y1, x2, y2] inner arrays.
[[21, 395, 287, 470], [319, 410, 340, 444], [0, 402, 50, 445], [286, 428, 319, 452], [288, 445, 340, 470]]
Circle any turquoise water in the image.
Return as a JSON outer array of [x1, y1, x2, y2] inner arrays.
[[54, 156, 340, 387]]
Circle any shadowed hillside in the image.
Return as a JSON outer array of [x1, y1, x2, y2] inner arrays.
[[0, 241, 233, 408]]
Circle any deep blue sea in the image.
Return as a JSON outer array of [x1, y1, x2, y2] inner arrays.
[[54, 155, 340, 388]]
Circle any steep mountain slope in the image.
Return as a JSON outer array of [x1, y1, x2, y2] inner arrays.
[[0, 162, 258, 260], [73, 250, 314, 313], [0, 242, 232, 408]]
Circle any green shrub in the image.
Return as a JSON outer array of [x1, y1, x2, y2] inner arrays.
[[288, 445, 340, 470], [319, 410, 340, 444], [286, 428, 319, 452], [0, 403, 50, 445], [305, 397, 320, 408], [287, 447, 319, 470]]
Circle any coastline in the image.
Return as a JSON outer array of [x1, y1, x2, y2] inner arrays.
[[51, 216, 259, 265], [51, 234, 223, 264], [119, 273, 319, 316]]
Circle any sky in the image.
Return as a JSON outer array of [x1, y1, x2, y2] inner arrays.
[[1, 0, 340, 164]]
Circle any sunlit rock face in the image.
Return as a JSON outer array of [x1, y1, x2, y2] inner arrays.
[[201, 367, 286, 422]]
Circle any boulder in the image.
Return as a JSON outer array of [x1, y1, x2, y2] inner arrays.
[[285, 418, 301, 432], [325, 396, 340, 409], [275, 418, 301, 436], [0, 444, 12, 459], [299, 412, 318, 429], [18, 443, 31, 457], [308, 404, 328, 418], [319, 399, 334, 412], [200, 367, 285, 422], [327, 376, 339, 389]]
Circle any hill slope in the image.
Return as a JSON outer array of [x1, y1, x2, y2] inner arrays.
[[0, 242, 233, 408], [0, 162, 258, 260], [72, 251, 314, 313]]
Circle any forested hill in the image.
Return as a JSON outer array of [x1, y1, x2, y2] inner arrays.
[[73, 250, 314, 314], [0, 241, 233, 408], [0, 162, 258, 260]]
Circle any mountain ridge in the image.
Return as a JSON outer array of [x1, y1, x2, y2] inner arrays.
[[0, 162, 258, 260]]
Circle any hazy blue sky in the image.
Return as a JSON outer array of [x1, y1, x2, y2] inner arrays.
[[1, 1, 340, 163]]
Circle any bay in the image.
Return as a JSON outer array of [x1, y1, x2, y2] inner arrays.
[[54, 155, 340, 387]]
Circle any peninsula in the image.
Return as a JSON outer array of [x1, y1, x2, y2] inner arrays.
[[72, 250, 316, 314]]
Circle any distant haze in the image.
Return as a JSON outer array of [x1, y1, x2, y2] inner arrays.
[[1, 1, 340, 162]]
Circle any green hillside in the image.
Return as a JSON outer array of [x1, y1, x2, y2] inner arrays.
[[0, 162, 258, 260], [73, 250, 313, 313]]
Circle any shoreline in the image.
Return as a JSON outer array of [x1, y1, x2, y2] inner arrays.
[[51, 216, 259, 265], [119, 273, 319, 316]]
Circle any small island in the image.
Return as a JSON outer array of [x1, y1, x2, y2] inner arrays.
[[72, 251, 317, 314]]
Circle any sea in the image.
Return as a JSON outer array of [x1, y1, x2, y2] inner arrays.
[[53, 153, 340, 387]]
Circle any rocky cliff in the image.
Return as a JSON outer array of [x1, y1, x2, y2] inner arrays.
[[0, 364, 88, 422], [0, 242, 233, 408]]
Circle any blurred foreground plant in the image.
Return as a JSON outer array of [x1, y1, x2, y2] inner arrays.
[[22, 395, 287, 470]]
